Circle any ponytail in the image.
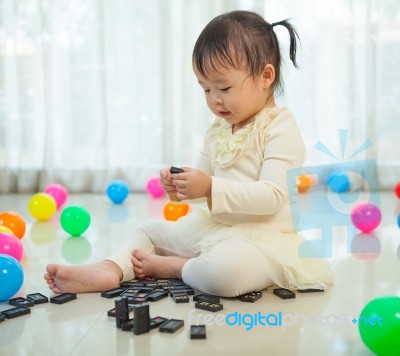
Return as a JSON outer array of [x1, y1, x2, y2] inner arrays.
[[270, 19, 300, 69]]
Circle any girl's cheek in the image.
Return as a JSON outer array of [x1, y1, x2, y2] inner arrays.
[[206, 98, 214, 110]]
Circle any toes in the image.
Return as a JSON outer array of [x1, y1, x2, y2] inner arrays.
[[134, 271, 145, 279], [133, 264, 144, 279], [45, 274, 55, 285], [132, 262, 141, 272], [44, 273, 55, 283], [52, 287, 63, 294], [132, 257, 142, 269], [48, 282, 62, 294], [46, 263, 58, 275], [133, 249, 144, 259]]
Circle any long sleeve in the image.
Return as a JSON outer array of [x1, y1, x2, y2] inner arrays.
[[209, 108, 305, 220], [196, 142, 213, 176]]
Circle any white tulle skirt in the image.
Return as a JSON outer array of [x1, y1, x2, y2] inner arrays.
[[175, 208, 333, 290]]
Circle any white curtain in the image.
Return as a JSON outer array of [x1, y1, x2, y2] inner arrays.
[[0, 0, 399, 193]]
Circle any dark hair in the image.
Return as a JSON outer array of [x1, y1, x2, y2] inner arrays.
[[192, 10, 300, 95]]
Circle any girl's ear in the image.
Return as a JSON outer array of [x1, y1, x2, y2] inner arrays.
[[262, 64, 275, 89]]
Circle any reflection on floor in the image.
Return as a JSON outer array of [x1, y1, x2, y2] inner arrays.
[[0, 192, 399, 356]]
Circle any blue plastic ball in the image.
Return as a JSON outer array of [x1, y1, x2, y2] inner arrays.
[[0, 254, 24, 301], [327, 171, 350, 193], [106, 180, 129, 204]]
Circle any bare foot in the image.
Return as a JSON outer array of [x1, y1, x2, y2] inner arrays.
[[43, 261, 122, 294], [132, 249, 189, 279]]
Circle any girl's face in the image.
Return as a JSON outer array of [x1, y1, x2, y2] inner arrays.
[[194, 63, 275, 132]]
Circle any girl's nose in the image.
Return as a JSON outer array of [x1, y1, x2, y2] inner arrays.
[[212, 93, 222, 105]]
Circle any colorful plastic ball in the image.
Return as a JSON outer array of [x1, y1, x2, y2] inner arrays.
[[297, 175, 313, 193], [106, 180, 129, 204], [0, 211, 26, 239], [394, 181, 400, 199], [0, 225, 14, 235], [0, 254, 24, 302], [327, 171, 350, 193], [0, 232, 24, 261], [146, 176, 166, 199], [163, 202, 189, 221], [28, 193, 57, 221], [44, 183, 68, 209], [358, 296, 400, 355], [60, 206, 91, 237], [351, 201, 382, 233]]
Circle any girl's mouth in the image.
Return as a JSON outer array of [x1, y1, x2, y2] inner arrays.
[[219, 111, 231, 118]]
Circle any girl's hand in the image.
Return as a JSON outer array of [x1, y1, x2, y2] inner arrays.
[[171, 167, 211, 201], [160, 168, 178, 198]]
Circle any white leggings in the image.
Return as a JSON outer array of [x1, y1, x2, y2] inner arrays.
[[106, 220, 274, 297]]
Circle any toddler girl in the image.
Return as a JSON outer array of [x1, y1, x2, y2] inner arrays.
[[45, 10, 332, 297]]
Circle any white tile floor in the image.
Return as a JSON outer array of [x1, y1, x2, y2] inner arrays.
[[0, 192, 399, 356]]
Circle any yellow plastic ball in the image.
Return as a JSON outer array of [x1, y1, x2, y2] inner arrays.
[[0, 225, 14, 235], [28, 193, 57, 221]]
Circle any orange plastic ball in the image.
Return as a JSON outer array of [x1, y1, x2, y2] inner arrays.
[[0, 211, 26, 239], [297, 175, 313, 193], [163, 202, 189, 221]]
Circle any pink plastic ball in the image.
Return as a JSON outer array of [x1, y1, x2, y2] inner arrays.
[[146, 176, 166, 199], [44, 183, 68, 209], [351, 201, 382, 233], [0, 232, 24, 261]]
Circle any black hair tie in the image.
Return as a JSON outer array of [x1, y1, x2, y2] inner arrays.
[[271, 20, 284, 28]]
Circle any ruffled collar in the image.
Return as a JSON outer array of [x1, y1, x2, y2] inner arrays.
[[205, 106, 283, 167]]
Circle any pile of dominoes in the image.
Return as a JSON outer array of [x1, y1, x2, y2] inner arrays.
[[103, 277, 269, 339]]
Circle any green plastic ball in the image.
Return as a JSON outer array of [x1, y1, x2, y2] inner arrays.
[[358, 296, 400, 355], [60, 206, 91, 237]]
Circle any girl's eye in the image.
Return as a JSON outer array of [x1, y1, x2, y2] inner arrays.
[[221, 87, 231, 92], [204, 89, 210, 93]]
